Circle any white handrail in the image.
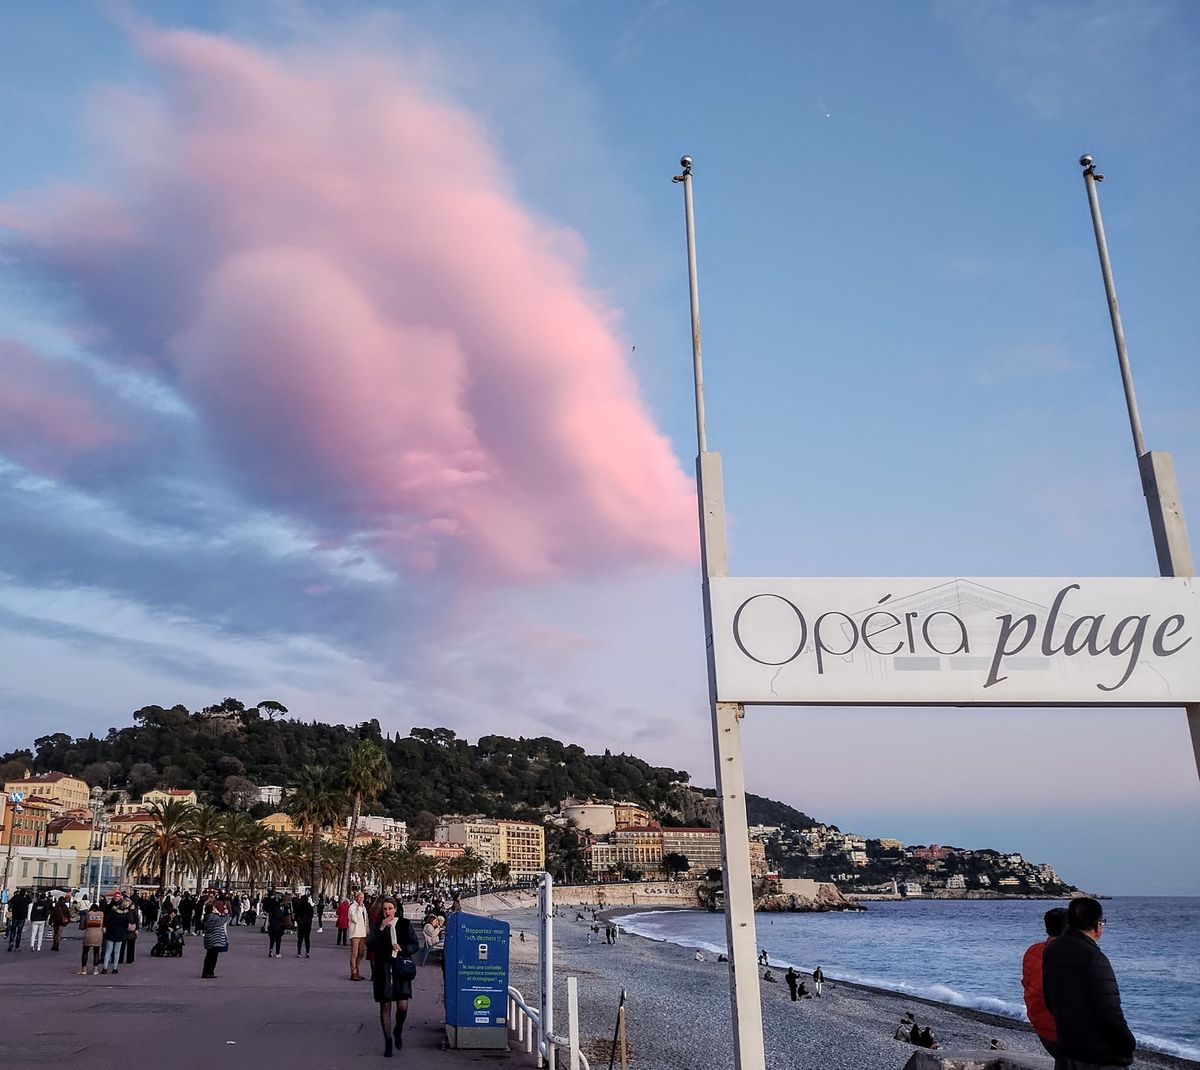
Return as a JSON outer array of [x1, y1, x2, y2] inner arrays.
[[508, 983, 590, 1070]]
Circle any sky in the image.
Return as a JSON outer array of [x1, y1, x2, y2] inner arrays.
[[1, 1, 1198, 896]]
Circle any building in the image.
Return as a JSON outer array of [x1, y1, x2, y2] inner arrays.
[[747, 824, 780, 841], [353, 815, 407, 850], [614, 827, 664, 873], [0, 795, 55, 847], [945, 874, 967, 890], [901, 882, 924, 897], [587, 840, 618, 878], [613, 802, 652, 830], [0, 845, 80, 895], [257, 785, 284, 806], [661, 827, 722, 875], [3, 770, 91, 815], [561, 801, 617, 836], [497, 819, 545, 880], [259, 812, 303, 837], [142, 788, 199, 808], [416, 840, 466, 862], [434, 820, 500, 866], [748, 839, 768, 878]]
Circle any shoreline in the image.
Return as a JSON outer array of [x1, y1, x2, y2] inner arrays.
[[493, 903, 1198, 1070]]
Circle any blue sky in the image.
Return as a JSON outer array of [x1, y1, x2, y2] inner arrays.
[[1, 1, 1197, 895]]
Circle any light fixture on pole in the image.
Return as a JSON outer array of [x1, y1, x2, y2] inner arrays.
[[84, 785, 104, 904], [2, 796, 26, 924]]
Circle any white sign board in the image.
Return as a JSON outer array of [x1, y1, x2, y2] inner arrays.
[[709, 577, 1200, 705]]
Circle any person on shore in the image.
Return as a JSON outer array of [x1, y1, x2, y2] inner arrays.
[[336, 895, 351, 947], [79, 902, 105, 974], [316, 894, 326, 934], [348, 890, 369, 981], [1023, 906, 1068, 1056], [368, 897, 420, 1058], [50, 893, 72, 951], [294, 893, 314, 958], [1042, 897, 1135, 1070], [786, 966, 800, 1001], [812, 965, 825, 997], [200, 898, 230, 978]]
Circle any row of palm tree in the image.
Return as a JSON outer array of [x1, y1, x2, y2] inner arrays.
[[123, 797, 493, 898]]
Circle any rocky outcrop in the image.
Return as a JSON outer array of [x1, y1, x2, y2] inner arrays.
[[756, 880, 863, 912]]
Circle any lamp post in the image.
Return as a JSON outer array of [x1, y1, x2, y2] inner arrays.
[[84, 785, 104, 904], [2, 795, 27, 929]]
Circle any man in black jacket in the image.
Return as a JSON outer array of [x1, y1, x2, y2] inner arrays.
[[1042, 897, 1135, 1069]]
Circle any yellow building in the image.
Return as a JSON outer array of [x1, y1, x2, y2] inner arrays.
[[613, 802, 652, 830], [3, 770, 90, 815], [434, 820, 500, 865], [496, 819, 545, 880], [613, 827, 664, 873], [661, 827, 723, 874], [258, 812, 303, 836], [141, 788, 199, 808]]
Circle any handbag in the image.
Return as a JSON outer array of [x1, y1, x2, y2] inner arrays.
[[396, 957, 417, 981]]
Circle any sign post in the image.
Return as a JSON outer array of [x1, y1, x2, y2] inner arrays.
[[443, 911, 511, 1050]]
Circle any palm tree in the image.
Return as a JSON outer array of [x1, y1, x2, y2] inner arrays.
[[187, 805, 227, 893], [284, 765, 348, 896], [221, 812, 266, 891], [124, 800, 197, 894], [339, 740, 392, 897]]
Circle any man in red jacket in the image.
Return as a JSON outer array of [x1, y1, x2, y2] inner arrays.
[[1022, 906, 1068, 1056]]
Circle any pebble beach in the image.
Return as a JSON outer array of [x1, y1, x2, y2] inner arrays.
[[498, 904, 1198, 1070]]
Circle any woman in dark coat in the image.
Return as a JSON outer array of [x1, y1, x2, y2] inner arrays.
[[369, 898, 419, 1058], [264, 894, 285, 958]]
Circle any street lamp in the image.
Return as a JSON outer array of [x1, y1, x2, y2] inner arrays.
[[84, 785, 104, 905], [2, 797, 26, 925]]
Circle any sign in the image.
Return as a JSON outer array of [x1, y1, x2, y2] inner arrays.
[[8, 792, 24, 803], [710, 577, 1199, 705], [443, 912, 510, 1049]]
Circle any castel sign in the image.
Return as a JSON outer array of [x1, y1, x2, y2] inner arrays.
[[709, 577, 1200, 705]]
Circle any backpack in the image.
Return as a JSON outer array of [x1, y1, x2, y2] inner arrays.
[[85, 909, 104, 929]]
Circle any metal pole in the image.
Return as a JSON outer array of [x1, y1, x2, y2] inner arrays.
[[1078, 154, 1200, 786], [673, 155, 767, 1070], [84, 795, 99, 903], [673, 157, 708, 452]]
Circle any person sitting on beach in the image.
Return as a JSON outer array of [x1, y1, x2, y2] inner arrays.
[[694, 950, 705, 961], [763, 969, 777, 983]]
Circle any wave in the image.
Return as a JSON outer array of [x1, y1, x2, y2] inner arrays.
[[1138, 1034, 1200, 1062]]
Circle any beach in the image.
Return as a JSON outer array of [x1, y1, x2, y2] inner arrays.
[[497, 903, 1198, 1070]]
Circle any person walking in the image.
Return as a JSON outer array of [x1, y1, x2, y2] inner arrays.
[[79, 901, 105, 974], [100, 897, 130, 974], [200, 898, 230, 979], [812, 965, 825, 997], [1023, 907, 1069, 1057], [368, 897, 420, 1057], [28, 893, 51, 951], [336, 894, 351, 946], [1042, 897, 1135, 1070], [316, 894, 326, 933], [294, 893, 314, 958], [264, 892, 285, 958], [6, 889, 31, 951], [50, 894, 72, 951], [348, 890, 369, 981]]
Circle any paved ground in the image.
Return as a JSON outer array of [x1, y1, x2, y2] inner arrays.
[[0, 920, 526, 1068]]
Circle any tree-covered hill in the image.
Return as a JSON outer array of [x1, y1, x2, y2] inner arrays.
[[0, 699, 707, 826]]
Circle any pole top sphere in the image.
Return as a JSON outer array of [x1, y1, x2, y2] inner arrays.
[[1079, 154, 1094, 168]]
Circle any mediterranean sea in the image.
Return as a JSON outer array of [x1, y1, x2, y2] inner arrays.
[[619, 896, 1200, 1061]]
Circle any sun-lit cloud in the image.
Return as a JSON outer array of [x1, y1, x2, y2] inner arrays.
[[0, 25, 696, 584]]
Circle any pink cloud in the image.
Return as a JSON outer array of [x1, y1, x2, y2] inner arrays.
[[1, 27, 696, 580], [0, 340, 122, 473]]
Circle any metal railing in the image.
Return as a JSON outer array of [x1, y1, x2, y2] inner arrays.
[[508, 982, 589, 1070]]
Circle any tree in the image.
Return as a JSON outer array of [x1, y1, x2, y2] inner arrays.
[[223, 776, 260, 810], [284, 765, 347, 896], [409, 810, 437, 842], [128, 763, 159, 793], [256, 700, 288, 721], [187, 806, 227, 893], [124, 800, 197, 893], [490, 862, 511, 885], [339, 740, 392, 897], [663, 852, 691, 879]]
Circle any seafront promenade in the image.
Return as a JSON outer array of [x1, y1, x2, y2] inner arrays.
[[0, 916, 529, 1068]]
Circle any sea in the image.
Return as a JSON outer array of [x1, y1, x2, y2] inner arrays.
[[619, 897, 1200, 1062]]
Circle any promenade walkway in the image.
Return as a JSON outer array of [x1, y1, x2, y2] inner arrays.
[[0, 918, 527, 1068]]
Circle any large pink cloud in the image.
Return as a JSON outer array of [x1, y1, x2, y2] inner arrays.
[[1, 27, 696, 580], [0, 340, 123, 474]]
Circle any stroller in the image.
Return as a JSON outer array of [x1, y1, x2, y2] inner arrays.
[[150, 919, 185, 958]]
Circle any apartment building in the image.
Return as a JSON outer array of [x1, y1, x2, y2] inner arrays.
[[661, 827, 722, 874], [354, 815, 408, 850], [497, 819, 545, 880], [3, 771, 90, 815], [434, 819, 500, 865], [614, 826, 664, 872]]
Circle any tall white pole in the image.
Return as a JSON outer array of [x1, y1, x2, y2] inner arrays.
[[673, 155, 767, 1070], [1079, 154, 1200, 786]]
